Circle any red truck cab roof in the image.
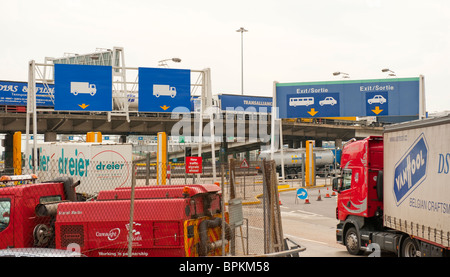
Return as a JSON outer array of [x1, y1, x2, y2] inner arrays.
[[96, 184, 221, 200], [341, 136, 383, 170]]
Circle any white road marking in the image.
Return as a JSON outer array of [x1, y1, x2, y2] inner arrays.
[[247, 223, 328, 246]]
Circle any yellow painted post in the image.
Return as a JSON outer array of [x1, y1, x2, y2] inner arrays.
[[95, 132, 102, 143], [86, 132, 102, 142], [13, 132, 22, 175], [305, 140, 315, 186], [157, 132, 167, 185]]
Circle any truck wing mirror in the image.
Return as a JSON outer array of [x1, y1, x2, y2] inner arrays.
[[332, 177, 342, 192]]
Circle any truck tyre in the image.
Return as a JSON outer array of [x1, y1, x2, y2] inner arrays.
[[345, 227, 364, 255], [400, 237, 419, 257], [376, 170, 383, 201], [287, 168, 296, 179]]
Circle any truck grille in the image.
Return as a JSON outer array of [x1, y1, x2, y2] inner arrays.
[[60, 225, 85, 248]]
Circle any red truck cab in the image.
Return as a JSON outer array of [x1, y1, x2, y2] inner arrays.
[[0, 176, 75, 249], [332, 136, 384, 254]]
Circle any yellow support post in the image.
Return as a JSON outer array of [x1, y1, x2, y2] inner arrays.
[[86, 132, 102, 142], [13, 132, 22, 175], [157, 132, 167, 185], [305, 140, 315, 186]]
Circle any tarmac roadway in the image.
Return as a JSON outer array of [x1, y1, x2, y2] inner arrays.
[[277, 183, 396, 257], [219, 176, 352, 257], [278, 185, 351, 257]]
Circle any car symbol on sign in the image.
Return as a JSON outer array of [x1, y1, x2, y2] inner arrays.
[[368, 95, 386, 104], [319, 97, 337, 106]]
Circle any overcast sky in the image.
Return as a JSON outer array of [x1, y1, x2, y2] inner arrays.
[[1, 0, 449, 112]]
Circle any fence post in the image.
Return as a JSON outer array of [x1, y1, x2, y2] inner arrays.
[[228, 158, 236, 255], [145, 153, 150, 186], [261, 159, 284, 254], [221, 164, 226, 256], [128, 160, 137, 257]]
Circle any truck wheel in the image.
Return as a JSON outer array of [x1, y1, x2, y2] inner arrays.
[[287, 168, 295, 179], [345, 227, 363, 255], [400, 237, 419, 257]]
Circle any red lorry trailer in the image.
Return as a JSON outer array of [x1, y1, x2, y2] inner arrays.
[[0, 176, 230, 257], [333, 115, 450, 257]]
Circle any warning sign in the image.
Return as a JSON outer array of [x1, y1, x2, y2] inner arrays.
[[240, 159, 249, 168], [186, 156, 202, 174]]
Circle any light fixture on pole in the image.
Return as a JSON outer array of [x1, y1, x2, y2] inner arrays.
[[236, 27, 248, 95], [158, 58, 182, 68], [333, 72, 350, 78], [382, 68, 396, 77]]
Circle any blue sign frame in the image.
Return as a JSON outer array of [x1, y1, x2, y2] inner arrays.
[[54, 64, 112, 111], [276, 77, 420, 118], [138, 67, 191, 113]]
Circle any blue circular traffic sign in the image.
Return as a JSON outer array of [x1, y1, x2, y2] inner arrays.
[[296, 188, 308, 200]]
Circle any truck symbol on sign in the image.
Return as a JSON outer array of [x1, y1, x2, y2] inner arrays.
[[70, 82, 97, 96], [153, 85, 177, 98]]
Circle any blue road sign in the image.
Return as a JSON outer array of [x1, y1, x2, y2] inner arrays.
[[54, 64, 112, 111], [286, 92, 340, 118], [366, 91, 388, 116], [276, 78, 420, 118], [218, 94, 273, 113], [138, 67, 191, 113], [0, 80, 54, 107], [296, 188, 308, 200]]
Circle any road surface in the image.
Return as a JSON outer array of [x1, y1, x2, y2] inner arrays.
[[279, 187, 351, 257]]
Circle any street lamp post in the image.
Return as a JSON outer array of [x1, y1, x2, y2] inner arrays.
[[236, 27, 248, 95], [382, 68, 396, 77], [158, 58, 182, 68], [333, 71, 350, 79]]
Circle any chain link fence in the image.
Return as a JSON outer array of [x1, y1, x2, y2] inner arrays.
[[0, 155, 303, 257]]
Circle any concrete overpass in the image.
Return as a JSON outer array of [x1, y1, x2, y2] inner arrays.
[[1, 111, 383, 170], [0, 111, 382, 143]]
